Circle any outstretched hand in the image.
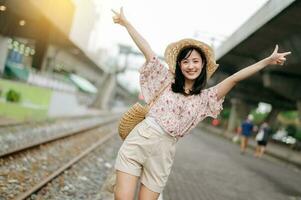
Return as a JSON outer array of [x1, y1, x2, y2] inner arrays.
[[267, 45, 291, 66], [111, 7, 128, 27]]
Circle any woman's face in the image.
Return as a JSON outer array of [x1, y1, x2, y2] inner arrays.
[[179, 49, 203, 81]]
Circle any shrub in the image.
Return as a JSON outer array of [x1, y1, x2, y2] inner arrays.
[[6, 89, 21, 103], [286, 125, 297, 137], [294, 128, 301, 141]]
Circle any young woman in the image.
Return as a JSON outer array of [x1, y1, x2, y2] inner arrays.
[[111, 7, 291, 200], [254, 122, 271, 158]]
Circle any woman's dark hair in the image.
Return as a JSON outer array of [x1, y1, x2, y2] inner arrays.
[[171, 46, 207, 95]]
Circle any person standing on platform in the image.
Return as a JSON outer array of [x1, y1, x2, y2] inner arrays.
[[254, 122, 271, 158], [239, 115, 254, 154]]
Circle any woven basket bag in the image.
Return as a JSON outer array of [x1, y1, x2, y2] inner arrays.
[[118, 82, 170, 140], [118, 103, 149, 140]]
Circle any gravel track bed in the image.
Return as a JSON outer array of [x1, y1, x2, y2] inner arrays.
[[29, 134, 122, 200], [0, 115, 119, 156], [0, 121, 118, 200]]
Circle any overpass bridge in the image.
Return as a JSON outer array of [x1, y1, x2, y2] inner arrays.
[[213, 0, 301, 130]]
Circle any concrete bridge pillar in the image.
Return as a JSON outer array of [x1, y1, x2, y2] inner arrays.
[[0, 36, 9, 74], [90, 73, 116, 109], [227, 98, 239, 133], [237, 101, 252, 120], [265, 108, 280, 128], [227, 98, 252, 133]]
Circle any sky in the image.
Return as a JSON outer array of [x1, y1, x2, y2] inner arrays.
[[98, 0, 269, 53], [73, 0, 269, 92]]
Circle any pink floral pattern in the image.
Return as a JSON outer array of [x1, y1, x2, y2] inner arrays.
[[139, 56, 224, 138]]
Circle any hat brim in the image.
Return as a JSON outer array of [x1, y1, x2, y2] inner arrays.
[[164, 38, 219, 79]]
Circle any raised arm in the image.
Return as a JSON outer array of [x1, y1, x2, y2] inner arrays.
[[112, 7, 155, 61], [215, 45, 291, 100]]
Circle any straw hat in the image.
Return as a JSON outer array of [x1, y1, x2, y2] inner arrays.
[[164, 38, 219, 78]]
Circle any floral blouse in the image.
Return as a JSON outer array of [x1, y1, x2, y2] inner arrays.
[[138, 56, 224, 138]]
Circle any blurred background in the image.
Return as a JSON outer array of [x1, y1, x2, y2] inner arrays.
[[0, 0, 301, 199], [0, 0, 300, 148]]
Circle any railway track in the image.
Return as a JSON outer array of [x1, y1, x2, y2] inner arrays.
[[0, 114, 120, 157], [0, 114, 123, 200]]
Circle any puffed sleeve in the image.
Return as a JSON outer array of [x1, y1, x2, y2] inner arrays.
[[202, 85, 225, 118], [138, 56, 171, 104]]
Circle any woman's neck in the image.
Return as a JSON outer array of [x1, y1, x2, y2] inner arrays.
[[184, 79, 195, 90]]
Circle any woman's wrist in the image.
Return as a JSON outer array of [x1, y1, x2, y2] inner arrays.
[[262, 57, 272, 67], [123, 20, 131, 28]]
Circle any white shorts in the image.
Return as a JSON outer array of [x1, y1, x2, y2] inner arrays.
[[114, 119, 178, 193]]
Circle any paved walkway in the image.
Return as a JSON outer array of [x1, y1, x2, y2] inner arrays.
[[200, 124, 301, 168], [163, 127, 301, 200]]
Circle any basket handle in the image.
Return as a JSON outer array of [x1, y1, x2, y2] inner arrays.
[[148, 81, 170, 108]]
